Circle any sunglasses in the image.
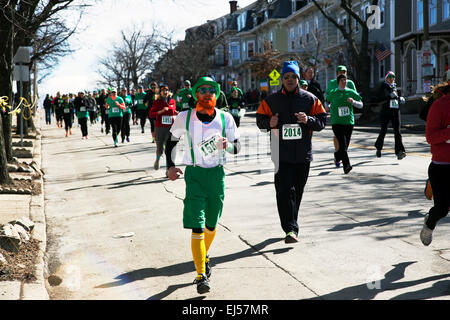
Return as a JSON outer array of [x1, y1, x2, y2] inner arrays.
[[283, 74, 297, 80], [197, 87, 217, 94]]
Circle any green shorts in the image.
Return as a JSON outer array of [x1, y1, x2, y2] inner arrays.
[[183, 165, 225, 229]]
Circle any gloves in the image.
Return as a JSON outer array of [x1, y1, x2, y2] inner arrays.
[[399, 97, 405, 105]]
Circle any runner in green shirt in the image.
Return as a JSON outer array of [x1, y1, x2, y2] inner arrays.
[[175, 80, 194, 111], [135, 86, 148, 133], [119, 88, 133, 143], [325, 65, 359, 168], [105, 88, 125, 147], [326, 74, 363, 174]]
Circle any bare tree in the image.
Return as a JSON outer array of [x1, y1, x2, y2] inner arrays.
[[97, 25, 168, 90], [0, 0, 91, 184], [311, 0, 379, 120]]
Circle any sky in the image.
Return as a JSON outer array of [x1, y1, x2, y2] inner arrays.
[[38, 0, 255, 99]]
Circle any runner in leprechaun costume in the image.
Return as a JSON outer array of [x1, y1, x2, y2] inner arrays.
[[164, 76, 241, 294]]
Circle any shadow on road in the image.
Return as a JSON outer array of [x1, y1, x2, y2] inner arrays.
[[309, 261, 450, 300], [94, 237, 290, 299]]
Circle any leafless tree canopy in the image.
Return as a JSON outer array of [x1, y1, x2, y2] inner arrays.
[[96, 25, 172, 90]]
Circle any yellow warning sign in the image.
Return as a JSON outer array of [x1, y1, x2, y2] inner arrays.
[[270, 79, 280, 86], [269, 69, 280, 81]]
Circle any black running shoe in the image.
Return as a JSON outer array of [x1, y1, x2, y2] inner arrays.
[[376, 150, 381, 158], [205, 255, 211, 278], [193, 274, 210, 294], [344, 165, 353, 174]]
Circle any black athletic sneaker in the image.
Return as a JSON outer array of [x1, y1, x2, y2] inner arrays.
[[193, 274, 210, 294], [205, 255, 211, 278], [376, 150, 381, 158], [344, 165, 353, 174]]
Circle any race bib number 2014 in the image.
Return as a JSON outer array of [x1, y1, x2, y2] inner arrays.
[[282, 124, 302, 140]]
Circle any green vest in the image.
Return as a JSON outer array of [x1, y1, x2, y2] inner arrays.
[[107, 96, 124, 118], [135, 92, 147, 110]]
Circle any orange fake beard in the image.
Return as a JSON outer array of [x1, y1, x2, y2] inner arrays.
[[196, 96, 216, 116]]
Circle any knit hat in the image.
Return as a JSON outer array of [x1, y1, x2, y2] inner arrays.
[[299, 80, 308, 87], [336, 65, 347, 72], [281, 61, 300, 79], [192, 76, 220, 101], [385, 71, 396, 80], [184, 80, 191, 86]]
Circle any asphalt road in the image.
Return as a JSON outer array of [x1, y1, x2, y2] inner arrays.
[[41, 112, 450, 300]]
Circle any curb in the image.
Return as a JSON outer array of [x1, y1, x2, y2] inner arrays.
[[22, 111, 49, 300]]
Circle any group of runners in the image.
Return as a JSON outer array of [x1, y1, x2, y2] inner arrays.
[[42, 63, 449, 296]]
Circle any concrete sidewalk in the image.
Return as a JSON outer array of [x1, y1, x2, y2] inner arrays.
[[0, 110, 48, 300]]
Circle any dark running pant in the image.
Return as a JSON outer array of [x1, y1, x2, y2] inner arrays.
[[78, 117, 88, 137], [232, 115, 240, 128], [45, 109, 52, 124], [109, 116, 122, 143], [425, 162, 450, 230], [375, 109, 405, 155], [121, 112, 131, 140], [274, 162, 310, 236], [89, 111, 97, 124], [149, 117, 156, 133], [137, 109, 148, 131], [332, 124, 354, 169], [63, 114, 72, 131]]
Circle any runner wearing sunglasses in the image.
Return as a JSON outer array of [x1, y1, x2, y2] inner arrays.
[[164, 76, 240, 294]]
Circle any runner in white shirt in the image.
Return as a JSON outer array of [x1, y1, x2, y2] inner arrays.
[[164, 76, 240, 294]]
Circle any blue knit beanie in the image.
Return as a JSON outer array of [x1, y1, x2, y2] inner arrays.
[[281, 61, 300, 79]]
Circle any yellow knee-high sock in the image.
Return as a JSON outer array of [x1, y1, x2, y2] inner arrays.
[[205, 228, 217, 256], [191, 232, 206, 275]]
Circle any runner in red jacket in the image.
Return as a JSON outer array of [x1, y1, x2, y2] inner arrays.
[[420, 84, 450, 246], [149, 84, 178, 174]]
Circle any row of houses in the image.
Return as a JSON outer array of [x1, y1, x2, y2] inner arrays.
[[183, 0, 450, 102]]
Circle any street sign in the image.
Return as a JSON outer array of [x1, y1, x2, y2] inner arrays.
[[13, 46, 32, 64], [270, 79, 280, 86], [13, 65, 29, 82], [269, 69, 280, 81]]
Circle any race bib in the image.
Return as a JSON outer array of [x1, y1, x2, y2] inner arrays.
[[338, 106, 350, 117], [112, 107, 119, 113], [282, 124, 302, 140], [80, 107, 86, 112], [198, 134, 221, 159], [64, 108, 70, 114], [161, 115, 173, 125], [182, 103, 189, 109], [138, 99, 143, 104], [390, 99, 399, 109], [231, 109, 240, 116]]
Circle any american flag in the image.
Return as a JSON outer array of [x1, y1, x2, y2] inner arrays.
[[375, 44, 392, 61]]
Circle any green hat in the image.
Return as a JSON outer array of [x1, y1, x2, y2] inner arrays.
[[192, 76, 220, 101], [336, 65, 347, 72], [299, 80, 308, 87]]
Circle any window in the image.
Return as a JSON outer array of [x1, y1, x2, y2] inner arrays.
[[298, 24, 303, 47], [248, 41, 255, 58], [290, 28, 295, 51], [444, 0, 450, 20], [380, 0, 385, 26], [417, 0, 423, 30], [229, 42, 240, 65], [242, 41, 246, 58], [306, 22, 310, 42], [292, 0, 296, 13], [314, 16, 319, 31], [238, 12, 247, 31], [430, 0, 437, 25]]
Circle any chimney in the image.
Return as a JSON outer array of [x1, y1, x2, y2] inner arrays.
[[229, 1, 238, 14]]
